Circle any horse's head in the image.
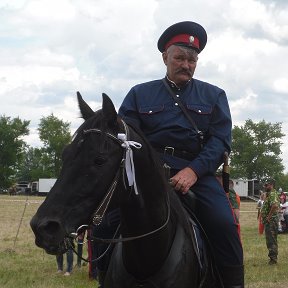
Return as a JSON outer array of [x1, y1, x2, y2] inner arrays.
[[30, 92, 127, 255]]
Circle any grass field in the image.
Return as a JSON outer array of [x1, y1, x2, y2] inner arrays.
[[0, 195, 288, 287]]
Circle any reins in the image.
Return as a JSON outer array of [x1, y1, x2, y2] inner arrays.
[[67, 225, 121, 263], [87, 196, 170, 244], [68, 119, 171, 252]]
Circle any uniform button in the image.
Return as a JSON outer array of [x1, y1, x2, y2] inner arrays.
[[175, 103, 178, 106], [176, 94, 179, 97], [149, 110, 153, 114], [198, 110, 201, 113]]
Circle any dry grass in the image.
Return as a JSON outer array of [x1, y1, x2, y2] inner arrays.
[[240, 201, 288, 287], [1, 195, 288, 287], [0, 195, 97, 288]]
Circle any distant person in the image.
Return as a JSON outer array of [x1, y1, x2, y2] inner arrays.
[[279, 190, 286, 204], [280, 200, 288, 232], [256, 191, 266, 220], [215, 175, 240, 224], [261, 179, 279, 265], [8, 185, 16, 196], [228, 179, 240, 223], [56, 249, 74, 276], [77, 231, 85, 268], [278, 190, 288, 233], [256, 191, 266, 234]]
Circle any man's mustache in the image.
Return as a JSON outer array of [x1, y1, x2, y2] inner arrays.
[[176, 69, 192, 77]]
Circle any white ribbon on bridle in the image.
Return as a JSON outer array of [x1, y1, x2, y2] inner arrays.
[[117, 133, 142, 195]]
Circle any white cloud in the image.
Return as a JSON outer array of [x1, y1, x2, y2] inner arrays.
[[0, 0, 287, 172], [274, 78, 288, 93]]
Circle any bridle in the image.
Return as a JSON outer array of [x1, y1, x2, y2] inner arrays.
[[67, 119, 171, 260]]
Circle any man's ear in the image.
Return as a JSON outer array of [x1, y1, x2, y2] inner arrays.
[[162, 52, 168, 66]]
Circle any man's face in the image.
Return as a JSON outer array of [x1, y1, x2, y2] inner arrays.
[[264, 183, 273, 192], [162, 45, 198, 87]]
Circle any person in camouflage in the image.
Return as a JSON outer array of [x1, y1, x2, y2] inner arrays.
[[229, 180, 240, 223], [261, 179, 279, 265]]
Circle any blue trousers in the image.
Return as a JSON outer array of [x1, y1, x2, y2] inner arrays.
[[175, 172, 244, 286], [56, 249, 74, 272]]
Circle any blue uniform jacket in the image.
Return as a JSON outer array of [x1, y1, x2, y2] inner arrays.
[[118, 78, 232, 178]]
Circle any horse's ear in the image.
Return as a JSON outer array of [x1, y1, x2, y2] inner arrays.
[[77, 91, 95, 120], [102, 93, 118, 127]]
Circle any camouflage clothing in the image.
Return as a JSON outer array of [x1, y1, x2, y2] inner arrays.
[[264, 218, 278, 262], [228, 188, 239, 209], [261, 189, 279, 225], [261, 189, 279, 262]]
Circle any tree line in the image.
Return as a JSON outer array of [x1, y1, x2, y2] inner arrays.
[[0, 115, 287, 190], [0, 114, 71, 189]]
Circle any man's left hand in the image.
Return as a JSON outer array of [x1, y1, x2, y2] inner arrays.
[[169, 167, 198, 194]]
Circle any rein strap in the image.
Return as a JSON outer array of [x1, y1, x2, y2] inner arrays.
[[92, 170, 120, 225]]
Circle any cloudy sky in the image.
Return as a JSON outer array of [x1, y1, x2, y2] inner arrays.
[[1, 0, 287, 172]]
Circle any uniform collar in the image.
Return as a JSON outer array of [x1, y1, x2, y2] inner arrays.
[[165, 75, 192, 91]]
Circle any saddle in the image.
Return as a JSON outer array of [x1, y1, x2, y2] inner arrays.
[[180, 190, 223, 288]]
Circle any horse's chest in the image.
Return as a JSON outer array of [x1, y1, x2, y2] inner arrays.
[[105, 225, 198, 288]]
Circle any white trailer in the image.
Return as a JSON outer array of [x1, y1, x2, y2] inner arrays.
[[232, 179, 262, 199], [38, 178, 57, 195], [233, 179, 249, 197]]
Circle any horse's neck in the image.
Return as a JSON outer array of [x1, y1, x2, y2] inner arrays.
[[128, 146, 168, 224], [121, 159, 168, 225], [120, 145, 176, 278]]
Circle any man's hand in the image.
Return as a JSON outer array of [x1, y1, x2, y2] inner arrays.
[[169, 167, 198, 194]]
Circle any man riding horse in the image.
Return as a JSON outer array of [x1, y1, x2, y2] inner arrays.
[[118, 21, 244, 288]]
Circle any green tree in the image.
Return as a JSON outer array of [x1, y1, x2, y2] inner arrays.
[[277, 173, 288, 192], [0, 116, 30, 188], [38, 114, 71, 177], [230, 119, 285, 182], [16, 146, 55, 181]]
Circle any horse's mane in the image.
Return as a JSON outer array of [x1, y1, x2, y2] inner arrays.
[[120, 117, 165, 174], [121, 117, 189, 226]]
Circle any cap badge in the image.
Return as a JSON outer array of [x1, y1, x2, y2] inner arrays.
[[189, 36, 195, 43]]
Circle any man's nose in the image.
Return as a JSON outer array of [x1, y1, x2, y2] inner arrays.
[[181, 60, 190, 69]]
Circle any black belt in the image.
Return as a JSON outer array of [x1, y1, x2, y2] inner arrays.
[[153, 146, 197, 161]]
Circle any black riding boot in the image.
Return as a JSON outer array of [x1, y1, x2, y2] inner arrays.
[[97, 269, 106, 288], [221, 265, 244, 288]]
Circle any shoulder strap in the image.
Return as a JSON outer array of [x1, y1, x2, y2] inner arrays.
[[162, 78, 204, 145]]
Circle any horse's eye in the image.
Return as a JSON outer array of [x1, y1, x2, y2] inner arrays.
[[93, 156, 106, 166]]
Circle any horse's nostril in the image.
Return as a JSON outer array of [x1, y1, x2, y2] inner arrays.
[[32, 219, 66, 253], [35, 220, 63, 241], [44, 221, 61, 235]]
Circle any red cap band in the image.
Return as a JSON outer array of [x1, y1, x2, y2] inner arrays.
[[164, 34, 200, 51]]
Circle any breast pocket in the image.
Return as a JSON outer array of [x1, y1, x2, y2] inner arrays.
[[138, 104, 166, 130], [186, 104, 212, 130]]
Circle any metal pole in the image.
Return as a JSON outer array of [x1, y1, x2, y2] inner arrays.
[[13, 194, 29, 250]]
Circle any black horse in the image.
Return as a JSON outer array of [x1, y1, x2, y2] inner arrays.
[[30, 93, 218, 287]]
